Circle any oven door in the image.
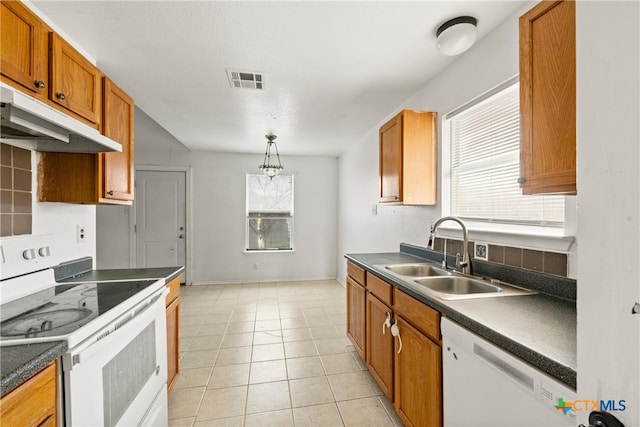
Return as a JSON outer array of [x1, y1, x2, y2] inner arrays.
[[62, 290, 168, 427]]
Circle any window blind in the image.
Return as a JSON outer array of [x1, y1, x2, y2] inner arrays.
[[449, 82, 564, 225]]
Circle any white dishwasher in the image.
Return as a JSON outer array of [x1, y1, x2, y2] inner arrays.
[[441, 318, 576, 427]]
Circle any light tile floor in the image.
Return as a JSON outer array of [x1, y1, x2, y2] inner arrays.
[[168, 280, 403, 427]]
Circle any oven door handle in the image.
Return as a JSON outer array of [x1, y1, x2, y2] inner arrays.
[[67, 288, 168, 367]]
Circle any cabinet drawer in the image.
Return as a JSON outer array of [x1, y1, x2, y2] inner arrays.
[[366, 272, 392, 306], [0, 361, 56, 426], [166, 277, 180, 306], [393, 288, 440, 343], [347, 261, 366, 287]]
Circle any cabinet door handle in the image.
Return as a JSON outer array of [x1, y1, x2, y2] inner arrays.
[[517, 177, 526, 184], [179, 234, 184, 239], [106, 190, 114, 196], [56, 92, 66, 100], [382, 312, 392, 335], [390, 321, 402, 354], [34, 80, 46, 89]]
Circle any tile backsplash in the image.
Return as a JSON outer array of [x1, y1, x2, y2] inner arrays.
[[433, 237, 567, 277], [0, 143, 32, 236]]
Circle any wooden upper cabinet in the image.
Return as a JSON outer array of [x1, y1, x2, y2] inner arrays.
[[379, 110, 437, 205], [101, 77, 134, 202], [49, 33, 102, 127], [38, 79, 134, 205], [0, 0, 49, 98], [519, 0, 576, 195]]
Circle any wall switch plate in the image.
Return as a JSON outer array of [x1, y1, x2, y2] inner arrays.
[[77, 225, 86, 243], [474, 242, 488, 260], [372, 204, 377, 215]]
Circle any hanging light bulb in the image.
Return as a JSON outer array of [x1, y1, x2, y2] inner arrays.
[[258, 134, 283, 178]]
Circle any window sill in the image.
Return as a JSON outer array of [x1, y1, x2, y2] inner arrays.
[[434, 221, 575, 253]]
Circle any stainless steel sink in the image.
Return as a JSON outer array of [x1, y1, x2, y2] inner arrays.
[[413, 276, 535, 300], [384, 263, 451, 277], [376, 261, 536, 300], [415, 276, 500, 294]]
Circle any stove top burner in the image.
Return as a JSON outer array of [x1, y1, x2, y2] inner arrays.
[[1, 308, 92, 338], [0, 279, 159, 343]]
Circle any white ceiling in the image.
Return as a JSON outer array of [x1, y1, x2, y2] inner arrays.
[[31, 1, 524, 156]]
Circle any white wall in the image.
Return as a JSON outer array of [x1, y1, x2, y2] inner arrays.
[[337, 2, 535, 284], [576, 2, 639, 426], [98, 109, 339, 284], [137, 149, 338, 285]]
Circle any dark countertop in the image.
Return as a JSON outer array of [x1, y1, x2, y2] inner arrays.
[[1, 266, 184, 397], [346, 251, 577, 389], [0, 341, 67, 397], [57, 266, 184, 284]]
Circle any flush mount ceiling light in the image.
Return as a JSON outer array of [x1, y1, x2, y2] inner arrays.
[[259, 134, 283, 178], [436, 16, 478, 56]]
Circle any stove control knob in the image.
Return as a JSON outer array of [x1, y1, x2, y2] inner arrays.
[[22, 249, 36, 260], [38, 246, 51, 257]]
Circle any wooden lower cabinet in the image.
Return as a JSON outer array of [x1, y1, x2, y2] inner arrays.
[[165, 277, 180, 394], [0, 361, 57, 426], [394, 316, 442, 427], [346, 276, 366, 360], [366, 293, 394, 400], [346, 262, 443, 426]]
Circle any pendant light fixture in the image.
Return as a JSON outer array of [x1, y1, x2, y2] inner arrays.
[[436, 16, 478, 56], [258, 134, 283, 178]]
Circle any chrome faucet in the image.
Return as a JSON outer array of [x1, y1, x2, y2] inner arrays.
[[428, 216, 471, 275]]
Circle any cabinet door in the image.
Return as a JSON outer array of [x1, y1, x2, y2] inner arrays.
[[519, 0, 576, 195], [0, 361, 57, 427], [49, 33, 102, 127], [166, 295, 180, 394], [379, 113, 402, 203], [0, 1, 48, 97], [366, 293, 393, 400], [394, 316, 442, 427], [346, 276, 366, 360], [101, 77, 134, 202]]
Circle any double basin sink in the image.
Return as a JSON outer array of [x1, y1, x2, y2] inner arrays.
[[378, 263, 535, 301]]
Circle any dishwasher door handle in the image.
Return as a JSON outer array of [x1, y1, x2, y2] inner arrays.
[[473, 343, 535, 391]]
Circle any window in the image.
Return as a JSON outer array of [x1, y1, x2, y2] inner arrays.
[[246, 174, 293, 251], [446, 79, 564, 226]]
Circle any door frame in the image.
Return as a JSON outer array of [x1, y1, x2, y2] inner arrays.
[[129, 165, 193, 285]]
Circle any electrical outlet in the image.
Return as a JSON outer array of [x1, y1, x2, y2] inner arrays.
[[77, 225, 86, 243], [252, 263, 258, 270], [474, 242, 488, 260]]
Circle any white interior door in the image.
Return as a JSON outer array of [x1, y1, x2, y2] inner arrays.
[[135, 170, 186, 279]]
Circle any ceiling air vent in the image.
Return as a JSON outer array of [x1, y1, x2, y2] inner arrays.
[[226, 69, 264, 90]]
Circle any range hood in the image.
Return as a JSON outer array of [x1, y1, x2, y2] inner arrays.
[[0, 83, 121, 153]]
